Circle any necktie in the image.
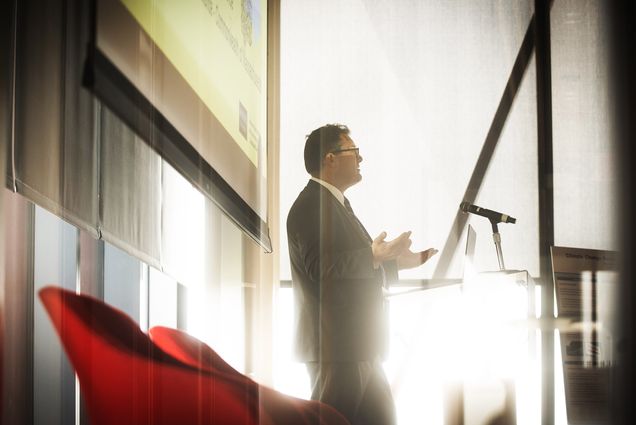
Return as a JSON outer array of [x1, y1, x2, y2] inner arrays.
[[343, 198, 372, 242], [343, 198, 388, 288]]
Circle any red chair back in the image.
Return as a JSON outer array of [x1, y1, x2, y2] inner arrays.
[[40, 286, 350, 425], [149, 326, 351, 425]]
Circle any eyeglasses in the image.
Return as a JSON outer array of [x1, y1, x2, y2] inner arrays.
[[330, 147, 360, 157]]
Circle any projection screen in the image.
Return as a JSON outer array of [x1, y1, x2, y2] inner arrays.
[[88, 0, 271, 251]]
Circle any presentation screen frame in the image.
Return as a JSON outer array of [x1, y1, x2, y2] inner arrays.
[[84, 0, 273, 252]]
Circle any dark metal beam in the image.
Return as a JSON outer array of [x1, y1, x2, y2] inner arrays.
[[432, 14, 536, 279], [534, 0, 555, 424]]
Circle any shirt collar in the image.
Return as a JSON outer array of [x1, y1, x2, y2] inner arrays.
[[310, 177, 345, 206]]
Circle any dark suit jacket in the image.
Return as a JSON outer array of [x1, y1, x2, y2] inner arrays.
[[287, 180, 397, 362]]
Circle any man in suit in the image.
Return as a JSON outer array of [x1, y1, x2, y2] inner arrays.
[[287, 124, 437, 425]]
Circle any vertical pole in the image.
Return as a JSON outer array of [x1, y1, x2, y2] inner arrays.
[[608, 1, 636, 423], [534, 1, 555, 424]]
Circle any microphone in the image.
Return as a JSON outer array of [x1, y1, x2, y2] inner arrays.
[[460, 202, 516, 224]]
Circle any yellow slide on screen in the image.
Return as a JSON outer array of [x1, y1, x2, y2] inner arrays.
[[121, 0, 267, 167]]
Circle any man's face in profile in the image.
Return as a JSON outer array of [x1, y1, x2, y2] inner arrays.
[[332, 134, 363, 190]]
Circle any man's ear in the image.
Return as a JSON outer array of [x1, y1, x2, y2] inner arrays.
[[322, 153, 336, 168]]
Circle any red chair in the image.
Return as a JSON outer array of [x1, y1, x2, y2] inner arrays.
[[39, 286, 349, 425], [149, 326, 350, 425]]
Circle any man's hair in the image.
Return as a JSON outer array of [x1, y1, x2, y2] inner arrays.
[[303, 124, 350, 175]]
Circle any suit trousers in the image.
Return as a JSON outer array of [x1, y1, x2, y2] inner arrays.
[[306, 358, 396, 425]]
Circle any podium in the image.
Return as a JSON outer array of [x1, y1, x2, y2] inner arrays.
[[443, 269, 538, 425]]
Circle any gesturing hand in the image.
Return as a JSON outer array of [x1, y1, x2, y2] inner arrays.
[[372, 231, 412, 268], [397, 247, 438, 270]]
